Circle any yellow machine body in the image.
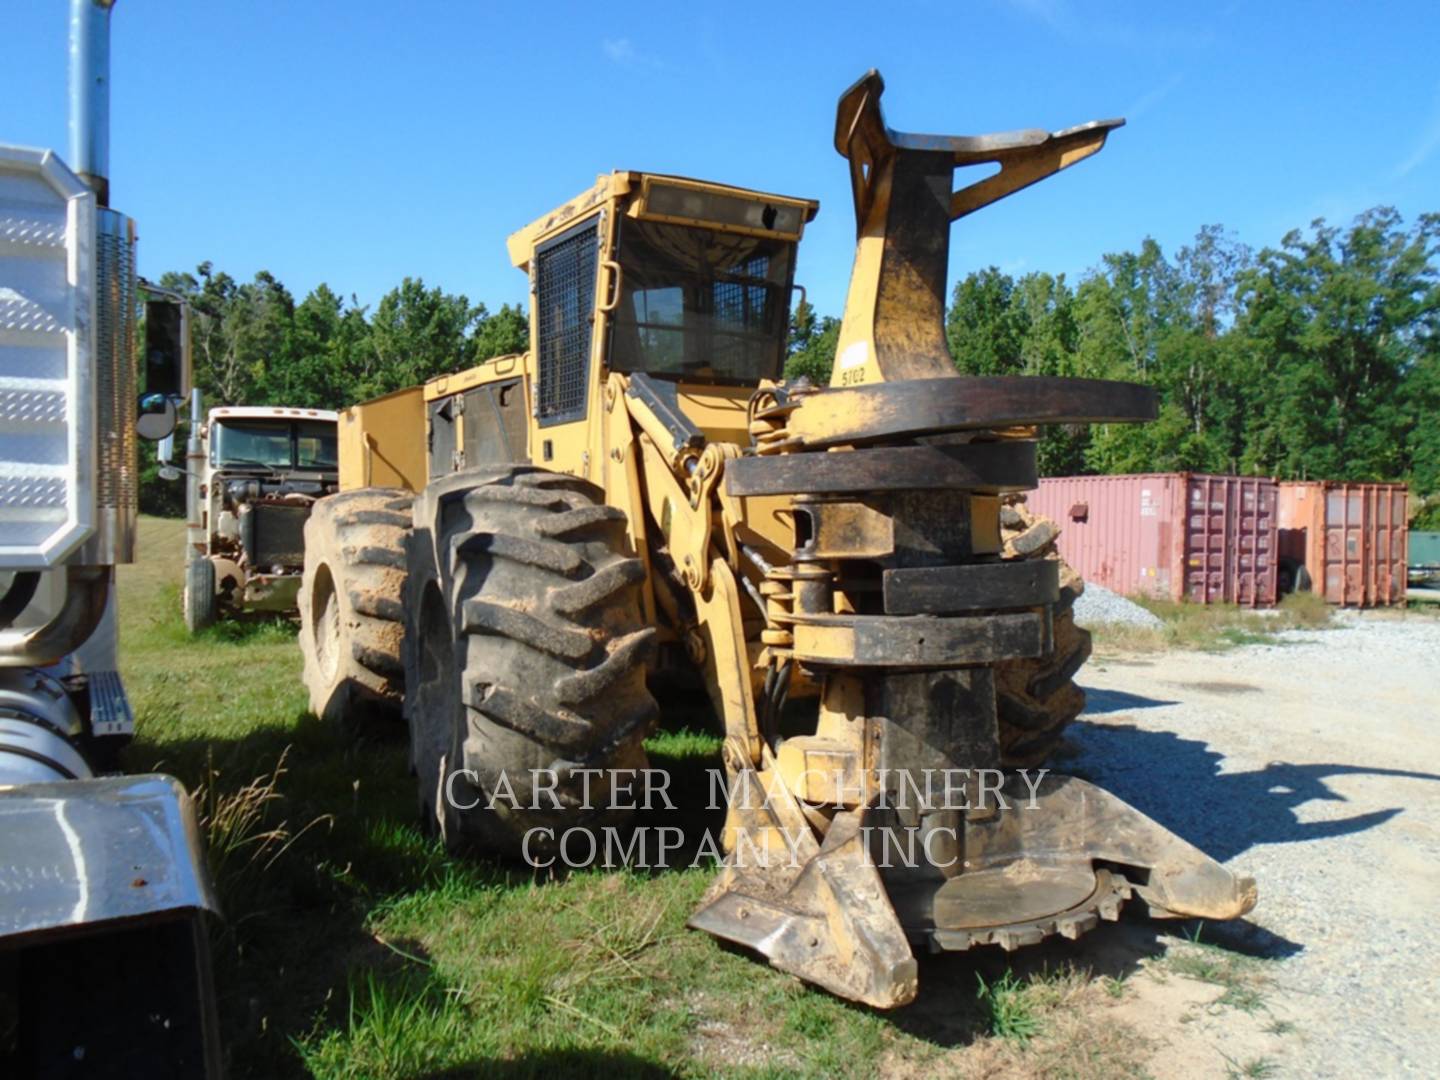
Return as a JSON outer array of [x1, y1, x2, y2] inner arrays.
[[318, 73, 1256, 1008]]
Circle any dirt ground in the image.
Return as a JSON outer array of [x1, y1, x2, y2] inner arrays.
[[1067, 610, 1440, 1078]]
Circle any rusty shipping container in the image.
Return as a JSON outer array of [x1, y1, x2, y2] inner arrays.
[[1276, 482, 1407, 606], [1027, 473, 1279, 606]]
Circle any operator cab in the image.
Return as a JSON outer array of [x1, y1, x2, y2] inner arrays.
[[508, 173, 817, 434], [357, 174, 819, 489]]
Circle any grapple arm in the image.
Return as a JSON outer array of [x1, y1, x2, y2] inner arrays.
[[835, 69, 1123, 228], [831, 70, 1124, 386]]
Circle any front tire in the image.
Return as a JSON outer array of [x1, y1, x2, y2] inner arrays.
[[405, 467, 659, 856], [183, 557, 216, 634], [299, 488, 411, 728]]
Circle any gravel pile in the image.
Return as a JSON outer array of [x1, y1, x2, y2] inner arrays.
[[1073, 582, 1165, 629]]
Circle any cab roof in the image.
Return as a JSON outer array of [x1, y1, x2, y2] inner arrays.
[[506, 170, 819, 271], [209, 406, 338, 423]]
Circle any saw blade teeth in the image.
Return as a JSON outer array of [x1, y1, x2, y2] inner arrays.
[[923, 871, 1131, 953]]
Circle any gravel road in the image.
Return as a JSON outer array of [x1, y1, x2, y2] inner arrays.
[[1068, 611, 1440, 1077]]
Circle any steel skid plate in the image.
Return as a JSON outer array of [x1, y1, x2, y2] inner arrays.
[[934, 862, 1100, 929], [887, 866, 1132, 952]]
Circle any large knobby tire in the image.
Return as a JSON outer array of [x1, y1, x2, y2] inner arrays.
[[995, 501, 1092, 768], [183, 557, 216, 634], [405, 467, 659, 857], [299, 487, 411, 728]]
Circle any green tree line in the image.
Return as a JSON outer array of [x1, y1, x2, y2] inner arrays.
[[159, 264, 528, 410], [144, 205, 1438, 527], [788, 207, 1440, 526]]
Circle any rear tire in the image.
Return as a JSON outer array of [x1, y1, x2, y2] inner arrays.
[[299, 488, 411, 728], [183, 558, 216, 634], [995, 502, 1091, 768], [405, 467, 659, 857]]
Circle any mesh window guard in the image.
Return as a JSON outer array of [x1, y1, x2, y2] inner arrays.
[[534, 222, 599, 425]]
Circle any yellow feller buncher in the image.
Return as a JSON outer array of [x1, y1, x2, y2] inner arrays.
[[299, 71, 1256, 1007]]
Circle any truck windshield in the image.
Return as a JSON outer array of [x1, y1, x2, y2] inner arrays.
[[213, 420, 337, 471], [608, 219, 793, 384], [296, 420, 338, 469]]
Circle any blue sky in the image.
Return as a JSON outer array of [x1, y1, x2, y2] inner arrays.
[[6, 1, 1439, 320]]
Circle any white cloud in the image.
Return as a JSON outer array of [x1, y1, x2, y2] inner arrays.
[[1124, 74, 1184, 121], [1003, 0, 1070, 31], [998, 0, 1217, 50], [602, 37, 638, 65], [601, 36, 670, 72], [1394, 84, 1440, 179]]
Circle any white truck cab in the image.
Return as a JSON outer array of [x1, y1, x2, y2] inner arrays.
[[182, 405, 340, 628]]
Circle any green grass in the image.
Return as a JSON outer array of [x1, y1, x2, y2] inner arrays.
[[1162, 923, 1272, 1016], [975, 970, 1043, 1044], [118, 517, 1151, 1078], [1215, 984, 1266, 1014], [297, 971, 473, 1080], [1091, 589, 1333, 655], [1224, 1055, 1279, 1079]]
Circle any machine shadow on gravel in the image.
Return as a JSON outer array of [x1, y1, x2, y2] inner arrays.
[[1065, 712, 1440, 862], [1080, 687, 1180, 714]]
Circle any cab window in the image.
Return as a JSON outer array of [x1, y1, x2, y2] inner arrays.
[[296, 421, 338, 469], [212, 422, 291, 468], [608, 218, 794, 384]]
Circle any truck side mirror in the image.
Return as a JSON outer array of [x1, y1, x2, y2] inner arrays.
[[136, 392, 178, 442], [142, 293, 191, 399]]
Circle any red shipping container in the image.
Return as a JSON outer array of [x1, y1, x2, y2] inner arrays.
[[1276, 482, 1407, 607], [1026, 473, 1278, 606]]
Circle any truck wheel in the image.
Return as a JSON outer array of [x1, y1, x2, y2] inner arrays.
[[183, 557, 216, 634], [405, 467, 659, 856], [299, 487, 411, 728], [995, 502, 1091, 768]]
